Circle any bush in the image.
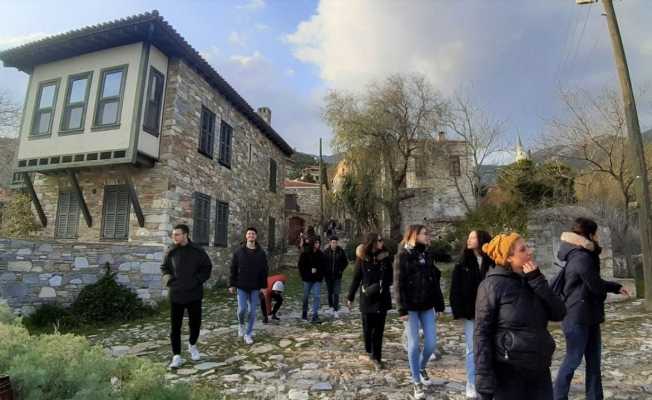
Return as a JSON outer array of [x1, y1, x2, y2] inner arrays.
[[0, 303, 17, 325], [429, 239, 453, 262], [0, 321, 193, 400], [71, 267, 152, 324], [22, 303, 78, 333]]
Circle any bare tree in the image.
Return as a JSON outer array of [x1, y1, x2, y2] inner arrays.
[[444, 90, 507, 212], [0, 90, 20, 136], [324, 74, 447, 240], [549, 87, 651, 280]]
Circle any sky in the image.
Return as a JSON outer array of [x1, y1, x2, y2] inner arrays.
[[1, 0, 652, 158]]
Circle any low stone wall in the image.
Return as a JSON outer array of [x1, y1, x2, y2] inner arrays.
[[0, 238, 285, 315]]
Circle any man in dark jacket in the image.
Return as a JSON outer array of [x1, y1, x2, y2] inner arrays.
[[298, 238, 325, 322], [553, 226, 629, 400], [229, 227, 268, 345], [323, 236, 349, 317], [161, 224, 213, 369]]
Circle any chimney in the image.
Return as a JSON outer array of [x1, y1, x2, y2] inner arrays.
[[436, 131, 446, 142], [257, 107, 272, 125]]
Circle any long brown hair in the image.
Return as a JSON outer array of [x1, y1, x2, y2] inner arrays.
[[400, 224, 426, 248], [357, 233, 383, 263]]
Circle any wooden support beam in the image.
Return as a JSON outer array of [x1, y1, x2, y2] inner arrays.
[[22, 172, 47, 227], [67, 170, 92, 227], [125, 176, 145, 227]]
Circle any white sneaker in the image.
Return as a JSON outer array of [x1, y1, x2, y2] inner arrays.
[[168, 355, 183, 369], [188, 344, 200, 361], [419, 369, 433, 386], [244, 335, 254, 345], [238, 324, 245, 337], [333, 310, 339, 319], [466, 382, 477, 398], [413, 383, 426, 400]]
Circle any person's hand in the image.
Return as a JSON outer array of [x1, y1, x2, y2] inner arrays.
[[228, 287, 235, 295], [347, 300, 352, 309], [260, 289, 266, 294], [399, 315, 408, 322], [620, 287, 631, 297], [523, 261, 539, 274]]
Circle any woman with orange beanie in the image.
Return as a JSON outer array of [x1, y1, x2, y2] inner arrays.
[[474, 233, 566, 400]]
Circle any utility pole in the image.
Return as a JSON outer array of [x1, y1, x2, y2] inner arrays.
[[578, 0, 652, 308], [319, 138, 325, 236]]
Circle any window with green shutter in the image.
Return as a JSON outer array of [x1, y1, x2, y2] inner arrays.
[[215, 201, 229, 247], [55, 191, 80, 239], [269, 158, 277, 193], [101, 185, 130, 240], [198, 106, 215, 158], [218, 120, 232, 168], [193, 192, 211, 245], [268, 216, 276, 251]]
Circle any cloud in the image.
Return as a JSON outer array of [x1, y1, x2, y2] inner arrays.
[[229, 51, 265, 67], [228, 31, 247, 47], [0, 32, 50, 50], [237, 0, 265, 11], [255, 23, 269, 32], [285, 68, 295, 77]]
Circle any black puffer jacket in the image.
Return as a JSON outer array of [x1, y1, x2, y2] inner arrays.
[[323, 246, 349, 281], [557, 232, 622, 326], [474, 267, 566, 398], [394, 243, 445, 317], [229, 243, 269, 290], [347, 249, 393, 314], [161, 241, 213, 304], [298, 249, 325, 282], [450, 253, 493, 320]]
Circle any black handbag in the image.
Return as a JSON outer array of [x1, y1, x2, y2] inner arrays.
[[361, 263, 384, 298]]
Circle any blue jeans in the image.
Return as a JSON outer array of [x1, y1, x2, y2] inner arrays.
[[237, 288, 259, 336], [406, 309, 437, 383], [463, 319, 476, 388], [554, 323, 603, 400], [326, 278, 342, 311], [302, 281, 321, 319]]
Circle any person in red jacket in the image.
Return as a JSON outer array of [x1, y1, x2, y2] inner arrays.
[[259, 274, 288, 323]]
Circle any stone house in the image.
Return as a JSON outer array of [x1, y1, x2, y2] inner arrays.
[[0, 11, 293, 311], [399, 132, 474, 238], [284, 179, 321, 246]]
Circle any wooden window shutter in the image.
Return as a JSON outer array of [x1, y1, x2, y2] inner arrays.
[[215, 201, 229, 247], [269, 159, 277, 193], [193, 192, 211, 245], [102, 185, 130, 240], [55, 191, 80, 239]]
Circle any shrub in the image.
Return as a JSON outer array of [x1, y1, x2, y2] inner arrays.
[[0, 303, 17, 325], [429, 239, 453, 262], [1, 193, 42, 238], [22, 303, 77, 333], [0, 321, 194, 400], [71, 266, 152, 324]]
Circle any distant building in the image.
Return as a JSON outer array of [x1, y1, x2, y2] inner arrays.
[[515, 135, 530, 162]]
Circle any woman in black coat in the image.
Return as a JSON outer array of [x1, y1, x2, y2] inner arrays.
[[553, 218, 629, 400], [475, 233, 566, 400], [449, 230, 493, 399], [347, 233, 393, 370]]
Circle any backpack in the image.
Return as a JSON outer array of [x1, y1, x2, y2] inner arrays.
[[549, 261, 567, 301]]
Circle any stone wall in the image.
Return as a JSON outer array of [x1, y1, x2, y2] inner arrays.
[[285, 186, 321, 228], [527, 206, 614, 279], [0, 238, 166, 314], [0, 237, 286, 314]]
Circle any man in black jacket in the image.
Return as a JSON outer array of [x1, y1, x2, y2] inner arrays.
[[161, 224, 213, 369], [323, 236, 349, 317], [298, 238, 325, 322], [229, 227, 268, 345]]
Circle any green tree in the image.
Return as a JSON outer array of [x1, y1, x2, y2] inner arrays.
[[2, 192, 41, 238]]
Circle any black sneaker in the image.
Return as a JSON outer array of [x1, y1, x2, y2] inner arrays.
[[262, 317, 269, 324], [271, 314, 280, 321], [413, 383, 426, 400], [311, 316, 320, 323], [301, 312, 308, 320], [419, 369, 433, 386]]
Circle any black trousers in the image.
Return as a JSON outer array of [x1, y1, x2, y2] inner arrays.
[[361, 312, 387, 362], [259, 291, 284, 318], [493, 363, 553, 400], [170, 300, 202, 355]]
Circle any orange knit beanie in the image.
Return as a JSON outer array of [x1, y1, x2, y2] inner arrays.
[[482, 233, 521, 266]]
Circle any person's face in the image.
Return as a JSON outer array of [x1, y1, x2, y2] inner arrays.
[[591, 232, 599, 242], [467, 231, 479, 250], [376, 237, 384, 250], [416, 228, 429, 245], [330, 240, 338, 250], [246, 230, 257, 242], [172, 229, 187, 245], [507, 238, 533, 269], [313, 241, 321, 250]]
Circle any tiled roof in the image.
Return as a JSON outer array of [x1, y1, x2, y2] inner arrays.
[[0, 10, 294, 156], [284, 179, 320, 188]]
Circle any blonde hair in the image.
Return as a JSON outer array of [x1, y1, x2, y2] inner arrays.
[[400, 224, 426, 248]]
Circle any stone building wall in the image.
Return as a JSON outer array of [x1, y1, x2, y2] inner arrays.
[[285, 185, 321, 228], [17, 57, 290, 297]]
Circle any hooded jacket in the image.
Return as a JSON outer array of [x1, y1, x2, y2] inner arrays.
[[161, 241, 213, 304], [557, 231, 622, 326]]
